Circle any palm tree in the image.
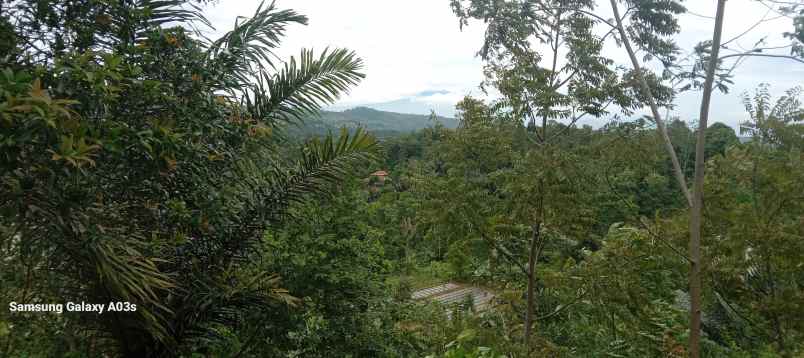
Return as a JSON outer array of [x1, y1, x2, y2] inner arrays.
[[1, 1, 378, 356]]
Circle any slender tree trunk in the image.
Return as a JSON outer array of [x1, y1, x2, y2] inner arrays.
[[765, 259, 787, 354], [524, 116, 549, 349], [608, 0, 692, 207], [524, 222, 541, 348], [772, 316, 786, 354], [689, 2, 727, 357], [610, 0, 728, 356]]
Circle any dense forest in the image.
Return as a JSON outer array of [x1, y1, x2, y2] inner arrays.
[[1, 0, 803, 357], [294, 107, 459, 139]]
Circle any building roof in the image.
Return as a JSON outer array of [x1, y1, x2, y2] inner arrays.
[[412, 282, 496, 314], [370, 170, 389, 176]]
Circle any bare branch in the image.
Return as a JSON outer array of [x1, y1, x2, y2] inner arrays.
[[686, 11, 716, 20], [720, 52, 804, 64], [721, 8, 776, 47]]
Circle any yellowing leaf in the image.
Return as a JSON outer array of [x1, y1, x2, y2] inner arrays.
[[165, 157, 177, 171], [29, 78, 50, 100]]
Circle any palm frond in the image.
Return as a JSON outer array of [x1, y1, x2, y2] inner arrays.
[[140, 0, 212, 29], [120, 0, 212, 44], [173, 268, 298, 349], [244, 48, 365, 125], [201, 2, 363, 126], [88, 236, 177, 349], [272, 127, 379, 210], [207, 0, 307, 79], [197, 128, 378, 261]]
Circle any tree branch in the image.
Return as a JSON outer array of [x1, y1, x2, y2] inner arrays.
[[536, 289, 588, 320], [720, 52, 804, 64], [721, 9, 783, 47], [609, 0, 693, 207], [479, 232, 529, 277]]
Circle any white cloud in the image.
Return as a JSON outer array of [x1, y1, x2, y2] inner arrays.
[[201, 0, 803, 126], [203, 0, 487, 106], [413, 91, 468, 105]]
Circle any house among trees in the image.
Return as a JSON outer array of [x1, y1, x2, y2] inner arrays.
[[369, 170, 389, 184], [367, 170, 390, 197]]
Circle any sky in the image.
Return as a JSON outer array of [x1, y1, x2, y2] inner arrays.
[[202, 0, 803, 128]]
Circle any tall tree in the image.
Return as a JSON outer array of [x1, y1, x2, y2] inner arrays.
[[687, 3, 727, 355], [607, 1, 804, 356], [451, 0, 660, 348]]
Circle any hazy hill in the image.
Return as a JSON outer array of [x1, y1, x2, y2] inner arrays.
[[291, 107, 459, 138]]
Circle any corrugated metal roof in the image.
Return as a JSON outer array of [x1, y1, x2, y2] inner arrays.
[[412, 282, 496, 313]]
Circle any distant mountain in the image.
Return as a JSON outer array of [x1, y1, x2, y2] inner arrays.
[[291, 107, 459, 138], [327, 90, 466, 117]]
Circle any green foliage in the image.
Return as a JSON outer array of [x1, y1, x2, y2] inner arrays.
[[0, 1, 378, 356], [242, 183, 397, 357], [704, 122, 739, 158], [374, 84, 803, 357], [703, 143, 804, 355], [740, 84, 804, 149], [426, 329, 506, 358], [451, 0, 682, 132], [537, 224, 689, 357]]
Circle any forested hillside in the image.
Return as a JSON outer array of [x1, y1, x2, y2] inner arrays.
[[294, 107, 458, 138], [1, 1, 803, 357]]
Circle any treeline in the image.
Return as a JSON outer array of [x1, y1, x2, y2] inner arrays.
[[373, 93, 803, 356], [290, 107, 459, 139]]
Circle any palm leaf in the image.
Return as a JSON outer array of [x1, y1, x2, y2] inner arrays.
[[191, 128, 378, 272], [89, 237, 177, 348], [244, 48, 365, 125], [116, 0, 213, 44], [142, 0, 212, 29], [206, 0, 308, 81], [268, 127, 379, 215]]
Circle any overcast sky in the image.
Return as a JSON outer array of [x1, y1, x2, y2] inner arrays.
[[202, 0, 803, 128]]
